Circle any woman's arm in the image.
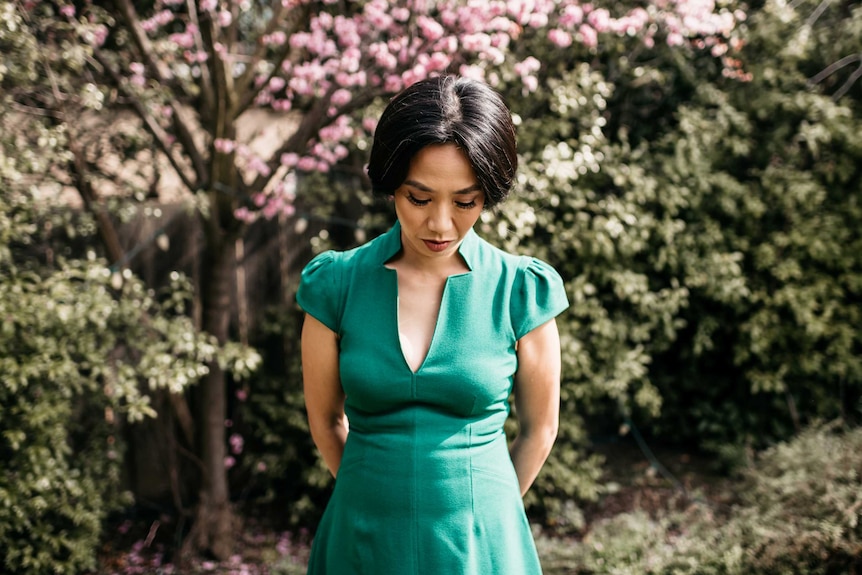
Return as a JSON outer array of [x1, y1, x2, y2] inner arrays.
[[301, 313, 348, 478], [509, 318, 562, 496]]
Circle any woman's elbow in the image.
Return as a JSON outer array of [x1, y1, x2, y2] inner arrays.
[[521, 418, 559, 450]]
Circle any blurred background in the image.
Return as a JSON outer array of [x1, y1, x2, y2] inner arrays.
[[1, 0, 860, 573]]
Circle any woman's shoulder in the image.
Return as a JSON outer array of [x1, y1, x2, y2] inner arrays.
[[302, 226, 395, 274], [470, 233, 559, 278]]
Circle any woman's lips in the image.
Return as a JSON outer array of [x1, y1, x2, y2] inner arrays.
[[423, 239, 452, 252]]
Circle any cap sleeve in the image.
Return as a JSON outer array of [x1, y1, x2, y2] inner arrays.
[[296, 250, 343, 333], [510, 256, 569, 340]]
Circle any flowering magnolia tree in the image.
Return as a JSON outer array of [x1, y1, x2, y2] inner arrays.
[[5, 0, 742, 561]]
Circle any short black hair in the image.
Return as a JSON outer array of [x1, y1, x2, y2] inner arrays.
[[367, 76, 518, 209]]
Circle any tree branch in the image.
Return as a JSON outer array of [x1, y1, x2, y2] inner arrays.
[[30, 32, 128, 268], [804, 0, 832, 28], [112, 0, 179, 91], [93, 50, 201, 192], [808, 53, 862, 100], [185, 0, 217, 115], [236, 3, 308, 115], [255, 85, 384, 193], [833, 59, 862, 101]]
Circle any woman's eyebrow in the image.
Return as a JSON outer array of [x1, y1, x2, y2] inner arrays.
[[404, 179, 483, 194]]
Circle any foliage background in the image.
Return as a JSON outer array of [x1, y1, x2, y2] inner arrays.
[[1, 0, 860, 572]]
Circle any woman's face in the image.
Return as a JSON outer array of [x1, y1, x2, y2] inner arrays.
[[393, 144, 485, 264]]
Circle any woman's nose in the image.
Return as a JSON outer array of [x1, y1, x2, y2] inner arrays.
[[426, 204, 454, 233]]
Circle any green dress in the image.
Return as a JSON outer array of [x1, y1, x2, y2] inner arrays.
[[297, 221, 569, 575]]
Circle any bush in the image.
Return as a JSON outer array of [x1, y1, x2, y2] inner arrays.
[[565, 421, 862, 574], [0, 194, 217, 574]]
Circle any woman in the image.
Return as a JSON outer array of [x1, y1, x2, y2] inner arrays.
[[297, 75, 569, 574]]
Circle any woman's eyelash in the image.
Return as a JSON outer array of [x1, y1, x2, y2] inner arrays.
[[406, 193, 430, 206], [406, 193, 477, 209]]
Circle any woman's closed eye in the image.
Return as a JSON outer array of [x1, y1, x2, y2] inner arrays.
[[407, 192, 478, 210], [455, 199, 478, 209], [406, 193, 430, 206]]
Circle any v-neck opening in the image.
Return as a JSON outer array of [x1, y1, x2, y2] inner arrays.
[[389, 270, 451, 375]]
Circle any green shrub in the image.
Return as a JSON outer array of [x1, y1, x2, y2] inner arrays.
[[0, 194, 218, 574], [567, 422, 862, 574]]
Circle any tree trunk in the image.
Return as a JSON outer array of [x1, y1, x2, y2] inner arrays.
[[183, 231, 236, 560]]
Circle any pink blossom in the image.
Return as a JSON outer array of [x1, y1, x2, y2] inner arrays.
[[289, 32, 310, 49], [297, 156, 318, 171], [458, 64, 486, 82], [170, 31, 195, 49], [236, 388, 249, 401], [217, 10, 232, 27], [185, 50, 208, 63], [252, 193, 267, 207], [334, 16, 361, 48], [490, 32, 511, 50], [129, 62, 145, 76], [247, 156, 271, 177], [268, 76, 286, 92], [60, 5, 75, 18], [340, 47, 362, 72], [362, 117, 378, 133], [281, 153, 299, 167], [588, 8, 611, 32], [461, 33, 491, 52], [375, 50, 398, 70], [214, 138, 236, 153], [313, 11, 333, 31], [417, 15, 444, 41], [514, 56, 541, 76], [481, 47, 506, 65], [262, 201, 279, 219], [155, 10, 174, 25], [234, 207, 254, 223], [272, 99, 292, 112], [364, 4, 393, 29], [330, 88, 352, 107], [579, 24, 598, 48], [548, 29, 573, 48], [401, 65, 428, 87], [559, 4, 584, 27], [391, 7, 410, 22], [89, 25, 108, 47], [435, 36, 458, 54], [200, 0, 217, 11], [711, 43, 728, 57], [423, 52, 451, 73], [255, 91, 272, 106], [264, 31, 287, 46], [256, 461, 267, 472], [528, 12, 549, 28], [383, 75, 403, 93], [229, 433, 244, 455]]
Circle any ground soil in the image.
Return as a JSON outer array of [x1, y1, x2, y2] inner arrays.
[[581, 440, 737, 528]]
